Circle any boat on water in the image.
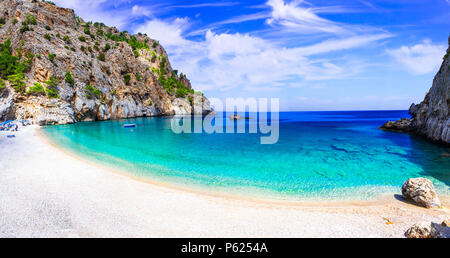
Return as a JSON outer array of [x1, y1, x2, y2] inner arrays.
[[123, 124, 136, 128], [229, 114, 251, 120]]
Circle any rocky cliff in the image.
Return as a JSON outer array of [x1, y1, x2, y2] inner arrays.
[[381, 36, 449, 145], [0, 0, 212, 125]]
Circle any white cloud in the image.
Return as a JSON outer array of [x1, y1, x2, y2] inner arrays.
[[294, 34, 392, 56], [131, 5, 151, 17], [134, 18, 191, 47], [387, 40, 447, 75], [53, 0, 151, 29], [265, 0, 349, 35], [171, 2, 239, 8], [135, 18, 383, 92]]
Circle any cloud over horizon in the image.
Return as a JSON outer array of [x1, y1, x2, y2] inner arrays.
[[387, 40, 447, 75]]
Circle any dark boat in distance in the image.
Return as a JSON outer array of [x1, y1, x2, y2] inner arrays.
[[230, 114, 251, 120]]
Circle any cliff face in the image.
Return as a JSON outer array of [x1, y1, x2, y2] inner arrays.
[[381, 36, 449, 144], [0, 0, 212, 125]]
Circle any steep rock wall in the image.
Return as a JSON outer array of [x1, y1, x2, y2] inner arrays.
[[0, 0, 212, 125]]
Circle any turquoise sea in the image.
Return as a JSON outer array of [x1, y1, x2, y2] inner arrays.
[[41, 111, 450, 201]]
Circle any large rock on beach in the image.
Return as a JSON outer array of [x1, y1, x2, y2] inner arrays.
[[401, 178, 441, 208], [405, 222, 449, 238]]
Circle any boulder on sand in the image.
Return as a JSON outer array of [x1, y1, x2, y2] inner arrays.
[[405, 222, 449, 238], [401, 178, 441, 208]]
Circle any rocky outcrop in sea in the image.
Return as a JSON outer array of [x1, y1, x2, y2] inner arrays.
[[381, 36, 449, 144], [0, 0, 212, 125]]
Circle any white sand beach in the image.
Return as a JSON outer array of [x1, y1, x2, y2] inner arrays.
[[0, 125, 448, 238]]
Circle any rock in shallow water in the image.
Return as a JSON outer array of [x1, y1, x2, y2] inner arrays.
[[401, 178, 441, 208], [380, 118, 412, 132]]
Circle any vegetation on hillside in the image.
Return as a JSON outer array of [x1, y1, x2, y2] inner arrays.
[[0, 38, 33, 94], [85, 84, 101, 99], [45, 76, 59, 98], [65, 71, 74, 87], [0, 79, 6, 93], [27, 82, 45, 96], [0, 3, 201, 103]]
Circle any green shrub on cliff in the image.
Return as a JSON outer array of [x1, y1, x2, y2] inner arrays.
[[27, 82, 45, 96], [45, 76, 59, 98], [48, 53, 55, 62], [97, 28, 104, 37], [84, 23, 91, 35], [0, 38, 33, 75], [98, 52, 105, 62], [129, 36, 149, 51], [65, 71, 74, 87], [0, 39, 19, 78], [23, 14, 37, 26], [123, 73, 131, 85], [105, 31, 149, 52], [175, 87, 188, 98], [151, 52, 157, 63], [20, 14, 36, 33], [63, 35, 71, 44], [7, 73, 26, 94], [0, 79, 6, 91], [0, 38, 36, 94], [20, 24, 32, 34], [103, 43, 111, 52], [85, 84, 101, 99], [160, 56, 166, 68]]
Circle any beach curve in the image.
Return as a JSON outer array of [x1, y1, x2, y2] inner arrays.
[[0, 125, 448, 237]]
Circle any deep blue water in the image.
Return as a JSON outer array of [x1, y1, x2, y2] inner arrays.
[[41, 111, 450, 200]]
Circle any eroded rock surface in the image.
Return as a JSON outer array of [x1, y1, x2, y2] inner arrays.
[[380, 118, 412, 132], [401, 178, 441, 208], [405, 222, 449, 238]]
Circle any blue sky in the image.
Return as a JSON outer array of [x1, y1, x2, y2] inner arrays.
[[53, 0, 450, 111]]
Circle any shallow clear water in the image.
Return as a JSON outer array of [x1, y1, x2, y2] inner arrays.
[[41, 111, 450, 201]]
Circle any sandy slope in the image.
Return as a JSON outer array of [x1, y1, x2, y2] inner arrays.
[[0, 126, 448, 238]]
